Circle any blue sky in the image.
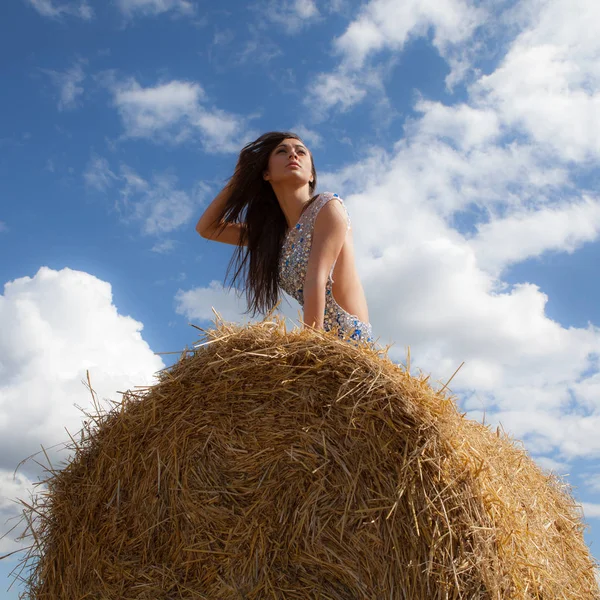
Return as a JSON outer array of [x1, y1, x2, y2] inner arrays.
[[2, 0, 600, 595]]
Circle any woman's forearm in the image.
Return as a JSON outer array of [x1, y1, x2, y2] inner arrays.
[[195, 181, 233, 235], [302, 280, 326, 330]]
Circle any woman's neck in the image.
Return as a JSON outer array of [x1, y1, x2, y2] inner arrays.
[[272, 184, 313, 230]]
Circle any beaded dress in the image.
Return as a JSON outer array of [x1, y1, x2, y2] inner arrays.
[[278, 192, 374, 345]]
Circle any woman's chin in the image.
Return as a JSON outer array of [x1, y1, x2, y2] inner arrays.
[[282, 171, 311, 184]]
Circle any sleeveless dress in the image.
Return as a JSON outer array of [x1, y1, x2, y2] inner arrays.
[[278, 192, 374, 346]]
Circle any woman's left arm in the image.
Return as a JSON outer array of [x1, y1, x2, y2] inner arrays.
[[302, 200, 349, 330]]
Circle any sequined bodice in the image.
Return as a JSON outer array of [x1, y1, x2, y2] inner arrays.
[[278, 192, 374, 345]]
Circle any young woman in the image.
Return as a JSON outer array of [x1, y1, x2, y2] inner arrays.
[[195, 131, 374, 345]]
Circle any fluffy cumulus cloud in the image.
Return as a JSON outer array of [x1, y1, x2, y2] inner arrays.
[[84, 155, 209, 237], [174, 280, 308, 334], [470, 197, 600, 275], [175, 281, 256, 326], [320, 147, 600, 465], [334, 0, 483, 69], [25, 0, 94, 20], [308, 0, 486, 114], [0, 267, 164, 552], [472, 0, 600, 162], [106, 77, 253, 152]]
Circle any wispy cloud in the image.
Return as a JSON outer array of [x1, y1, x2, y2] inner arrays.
[[40, 60, 86, 111], [25, 0, 94, 20], [115, 0, 195, 18], [151, 239, 176, 254], [290, 125, 323, 148], [83, 155, 119, 192], [261, 0, 320, 34], [84, 156, 209, 236], [583, 474, 600, 494], [235, 27, 282, 66]]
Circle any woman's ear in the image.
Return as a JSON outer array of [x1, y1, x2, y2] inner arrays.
[[263, 171, 270, 181]]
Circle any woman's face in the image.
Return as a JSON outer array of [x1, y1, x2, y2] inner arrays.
[[264, 138, 314, 189]]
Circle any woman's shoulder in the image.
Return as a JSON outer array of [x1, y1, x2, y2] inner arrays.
[[311, 192, 351, 229], [305, 192, 347, 220], [315, 191, 345, 205]]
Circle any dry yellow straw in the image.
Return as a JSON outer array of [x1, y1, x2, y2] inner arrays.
[[11, 310, 600, 599]]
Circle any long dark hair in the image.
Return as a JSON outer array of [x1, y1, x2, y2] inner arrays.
[[213, 131, 318, 318]]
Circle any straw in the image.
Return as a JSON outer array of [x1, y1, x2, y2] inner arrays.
[[10, 309, 599, 599]]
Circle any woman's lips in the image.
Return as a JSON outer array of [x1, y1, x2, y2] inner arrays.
[[287, 162, 300, 168]]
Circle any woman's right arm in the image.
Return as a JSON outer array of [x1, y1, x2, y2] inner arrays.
[[195, 182, 247, 247]]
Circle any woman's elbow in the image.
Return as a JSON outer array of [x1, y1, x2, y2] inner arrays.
[[195, 219, 208, 237]]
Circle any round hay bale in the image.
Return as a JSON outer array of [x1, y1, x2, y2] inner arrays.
[[16, 314, 600, 599]]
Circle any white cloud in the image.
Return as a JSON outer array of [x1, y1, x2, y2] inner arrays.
[[112, 79, 203, 139], [0, 221, 7, 233], [413, 99, 501, 150], [470, 197, 600, 275], [308, 0, 486, 117], [263, 0, 320, 34], [151, 239, 176, 254], [318, 138, 600, 460], [0, 267, 164, 550], [84, 157, 207, 236], [583, 474, 600, 494], [177, 0, 600, 481], [174, 280, 308, 332], [303, 62, 600, 466], [115, 0, 195, 17], [0, 470, 35, 555], [41, 61, 86, 111], [334, 0, 484, 69], [290, 125, 323, 148], [582, 502, 600, 519], [308, 72, 369, 114], [533, 455, 571, 474], [134, 173, 199, 235], [175, 281, 255, 325], [107, 77, 251, 153], [473, 0, 600, 162], [191, 109, 250, 153], [83, 155, 118, 192], [25, 0, 94, 20], [119, 163, 150, 196]]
